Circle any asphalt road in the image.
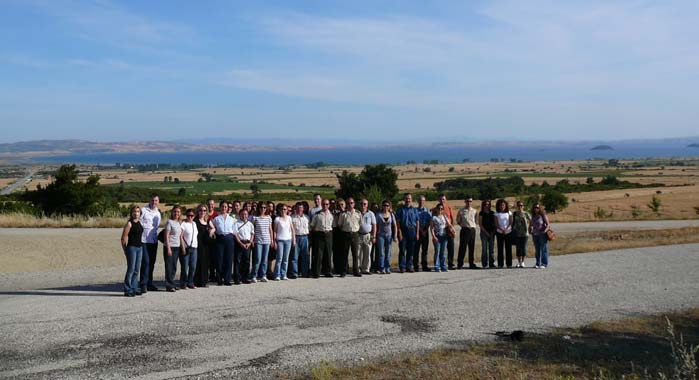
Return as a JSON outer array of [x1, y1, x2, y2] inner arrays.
[[0, 168, 36, 195], [1, 243, 698, 379]]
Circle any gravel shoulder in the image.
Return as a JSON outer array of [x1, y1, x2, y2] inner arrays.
[[1, 243, 698, 379]]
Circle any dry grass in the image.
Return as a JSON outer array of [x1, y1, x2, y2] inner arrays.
[[0, 213, 125, 228], [552, 227, 699, 256], [288, 309, 699, 380]]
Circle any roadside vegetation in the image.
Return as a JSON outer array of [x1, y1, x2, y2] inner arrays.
[[290, 309, 699, 380]]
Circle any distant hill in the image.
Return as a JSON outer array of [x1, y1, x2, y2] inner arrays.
[[689, 143, 699, 148], [591, 145, 613, 150]]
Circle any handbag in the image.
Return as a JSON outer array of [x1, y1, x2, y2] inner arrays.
[[546, 229, 556, 241], [447, 224, 456, 238], [157, 229, 166, 244]]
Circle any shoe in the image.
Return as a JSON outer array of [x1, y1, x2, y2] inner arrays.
[[313, 275, 320, 279], [442, 269, 449, 272], [250, 278, 257, 283], [147, 286, 158, 292], [289, 276, 297, 279], [399, 269, 405, 273], [340, 274, 346, 278], [281, 277, 289, 280], [422, 267, 431, 272], [324, 273, 334, 278], [361, 271, 371, 275], [188, 285, 197, 289], [274, 277, 281, 281], [166, 287, 176, 292], [534, 265, 540, 269], [448, 266, 456, 270], [217, 281, 223, 286], [407, 268, 414, 273], [540, 266, 547, 269], [433, 268, 441, 273], [179, 286, 187, 290], [234, 281, 241, 285], [353, 273, 362, 277], [469, 264, 479, 269], [385, 269, 391, 274], [223, 282, 232, 286], [259, 277, 268, 282]]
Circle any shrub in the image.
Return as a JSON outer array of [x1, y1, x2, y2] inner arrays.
[[648, 195, 662, 215]]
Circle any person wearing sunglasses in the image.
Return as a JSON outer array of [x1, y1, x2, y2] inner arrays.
[[291, 203, 311, 278], [163, 205, 184, 292], [120, 205, 143, 297], [337, 197, 362, 277], [180, 209, 199, 289], [273, 203, 295, 281], [310, 199, 335, 278], [494, 199, 514, 268], [375, 200, 398, 274], [431, 203, 450, 272], [478, 200, 496, 268], [251, 203, 273, 282], [234, 208, 254, 283], [456, 197, 479, 269], [194, 204, 216, 287], [530, 203, 551, 269]]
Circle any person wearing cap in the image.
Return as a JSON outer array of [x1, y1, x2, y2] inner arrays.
[[456, 197, 479, 269]]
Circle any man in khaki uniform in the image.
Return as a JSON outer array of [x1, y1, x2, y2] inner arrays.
[[337, 197, 362, 277], [457, 197, 479, 269], [310, 199, 334, 278]]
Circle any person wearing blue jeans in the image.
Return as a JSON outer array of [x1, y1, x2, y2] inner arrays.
[[273, 205, 294, 280], [431, 205, 450, 272], [139, 194, 161, 292], [533, 234, 549, 268], [375, 200, 397, 274], [251, 243, 270, 281], [274, 239, 292, 280], [121, 205, 144, 297], [291, 203, 311, 278], [530, 203, 551, 269], [396, 193, 420, 273]]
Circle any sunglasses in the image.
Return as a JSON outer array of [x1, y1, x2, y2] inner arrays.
[[382, 204, 389, 207], [187, 214, 195, 217]]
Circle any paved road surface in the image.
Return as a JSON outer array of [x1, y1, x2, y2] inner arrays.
[[0, 168, 36, 195], [0, 244, 697, 379]]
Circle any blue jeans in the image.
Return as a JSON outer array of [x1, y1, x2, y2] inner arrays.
[[251, 243, 270, 280], [139, 242, 157, 290], [274, 239, 292, 279], [376, 234, 393, 272], [124, 245, 142, 294], [480, 233, 495, 267], [292, 235, 310, 277], [398, 228, 417, 270], [533, 234, 549, 267], [434, 235, 448, 271], [179, 247, 197, 287], [163, 246, 180, 289]]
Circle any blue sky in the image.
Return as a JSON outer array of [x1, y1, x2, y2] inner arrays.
[[1, 0, 697, 144]]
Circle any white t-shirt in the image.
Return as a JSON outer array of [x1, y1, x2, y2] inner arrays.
[[236, 220, 254, 242], [496, 212, 512, 234], [181, 221, 198, 248], [274, 216, 293, 241]]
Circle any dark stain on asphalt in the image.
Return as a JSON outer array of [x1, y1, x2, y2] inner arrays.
[[380, 315, 436, 334]]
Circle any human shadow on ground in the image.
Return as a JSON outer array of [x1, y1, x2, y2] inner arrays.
[[0, 282, 169, 297]]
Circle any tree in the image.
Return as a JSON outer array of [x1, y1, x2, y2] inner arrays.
[[335, 164, 398, 201], [177, 187, 186, 196], [541, 189, 569, 214], [414, 183, 421, 189], [647, 195, 662, 214], [25, 164, 118, 216], [250, 184, 262, 198]]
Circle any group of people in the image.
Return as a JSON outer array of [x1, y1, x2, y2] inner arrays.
[[120, 192, 552, 297]]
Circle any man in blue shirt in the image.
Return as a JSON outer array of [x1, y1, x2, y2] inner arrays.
[[396, 193, 420, 273], [415, 195, 432, 272]]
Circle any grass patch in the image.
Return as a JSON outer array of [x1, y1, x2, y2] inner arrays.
[[292, 309, 699, 380], [553, 227, 699, 256]]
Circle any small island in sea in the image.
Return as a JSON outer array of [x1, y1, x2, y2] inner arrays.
[[688, 143, 699, 148], [591, 145, 613, 150]]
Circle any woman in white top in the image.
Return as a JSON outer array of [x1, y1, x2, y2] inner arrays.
[[494, 199, 514, 268], [164, 206, 184, 292], [431, 204, 451, 272], [180, 208, 199, 289], [273, 203, 295, 280]]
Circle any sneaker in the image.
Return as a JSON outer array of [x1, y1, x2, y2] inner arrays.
[[539, 266, 547, 269], [442, 268, 449, 272], [273, 277, 280, 281], [250, 278, 257, 284], [433, 268, 441, 273], [534, 265, 540, 269], [281, 277, 289, 280], [260, 277, 268, 282]]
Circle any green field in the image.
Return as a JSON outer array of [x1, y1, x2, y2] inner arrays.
[[113, 180, 330, 194]]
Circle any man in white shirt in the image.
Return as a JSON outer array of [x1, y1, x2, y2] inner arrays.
[[358, 198, 376, 275], [213, 201, 237, 285], [139, 193, 161, 292], [457, 197, 479, 269]]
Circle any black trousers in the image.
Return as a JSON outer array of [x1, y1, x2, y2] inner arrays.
[[496, 232, 513, 268], [332, 227, 342, 274], [338, 231, 359, 275], [194, 240, 209, 287], [208, 239, 218, 282], [217, 234, 235, 284], [237, 241, 251, 283], [415, 233, 430, 270], [446, 236, 455, 268], [312, 231, 333, 276], [458, 227, 477, 267]]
